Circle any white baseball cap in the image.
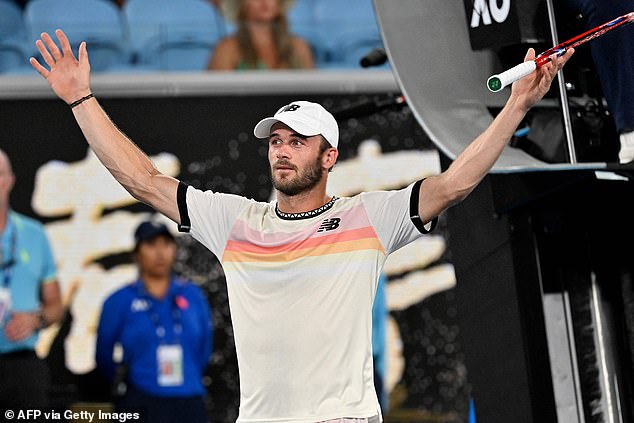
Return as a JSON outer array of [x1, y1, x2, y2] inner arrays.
[[253, 101, 339, 148]]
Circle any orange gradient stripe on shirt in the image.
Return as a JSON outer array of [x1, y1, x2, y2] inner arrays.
[[223, 226, 384, 263]]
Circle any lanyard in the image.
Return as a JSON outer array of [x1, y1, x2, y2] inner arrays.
[[1, 221, 16, 288], [138, 279, 183, 344]]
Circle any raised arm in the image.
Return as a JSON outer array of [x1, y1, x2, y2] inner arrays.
[[30, 30, 181, 223], [417, 48, 574, 224]]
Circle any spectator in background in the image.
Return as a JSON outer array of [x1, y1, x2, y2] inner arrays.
[[208, 0, 314, 70], [563, 0, 634, 163], [95, 221, 213, 423], [372, 273, 389, 415], [0, 148, 64, 409]]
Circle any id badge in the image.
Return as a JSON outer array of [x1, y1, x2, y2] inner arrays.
[[0, 287, 11, 328], [157, 344, 184, 386]]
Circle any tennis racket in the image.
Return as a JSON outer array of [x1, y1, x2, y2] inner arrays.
[[487, 11, 634, 92]]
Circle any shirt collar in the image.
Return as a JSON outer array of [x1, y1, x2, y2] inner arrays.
[[134, 275, 180, 299], [275, 196, 338, 220]]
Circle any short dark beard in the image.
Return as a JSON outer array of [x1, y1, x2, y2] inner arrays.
[[271, 154, 324, 196]]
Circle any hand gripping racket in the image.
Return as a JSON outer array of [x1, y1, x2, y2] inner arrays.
[[487, 11, 634, 92]]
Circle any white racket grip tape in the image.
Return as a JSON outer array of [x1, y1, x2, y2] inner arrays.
[[487, 61, 537, 92]]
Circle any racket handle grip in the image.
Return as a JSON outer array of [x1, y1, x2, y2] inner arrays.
[[487, 61, 537, 92]]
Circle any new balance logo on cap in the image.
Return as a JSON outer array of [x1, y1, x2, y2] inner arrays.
[[253, 100, 340, 148], [280, 104, 301, 112]]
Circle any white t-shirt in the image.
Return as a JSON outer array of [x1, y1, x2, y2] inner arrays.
[[183, 182, 429, 422]]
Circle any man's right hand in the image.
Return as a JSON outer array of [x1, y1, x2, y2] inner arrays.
[[30, 29, 92, 106]]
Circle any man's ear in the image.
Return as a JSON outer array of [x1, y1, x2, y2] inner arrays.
[[323, 148, 338, 170]]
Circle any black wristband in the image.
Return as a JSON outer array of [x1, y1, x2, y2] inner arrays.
[[69, 93, 94, 109]]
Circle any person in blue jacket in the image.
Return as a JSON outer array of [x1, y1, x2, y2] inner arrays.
[[96, 220, 213, 423]]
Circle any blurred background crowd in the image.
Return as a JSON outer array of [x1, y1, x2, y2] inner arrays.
[[0, 0, 388, 73]]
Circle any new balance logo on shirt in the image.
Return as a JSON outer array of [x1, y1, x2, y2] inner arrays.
[[318, 218, 341, 232]]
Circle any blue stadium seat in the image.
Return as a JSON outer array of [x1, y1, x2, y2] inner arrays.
[[123, 0, 224, 71], [313, 0, 386, 68], [287, 0, 328, 66], [0, 0, 26, 41], [24, 0, 130, 72], [287, 0, 316, 25], [0, 0, 33, 73]]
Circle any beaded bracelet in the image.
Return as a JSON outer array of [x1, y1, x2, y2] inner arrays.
[[69, 93, 94, 109]]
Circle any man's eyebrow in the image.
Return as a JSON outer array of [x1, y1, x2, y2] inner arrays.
[[268, 132, 309, 141]]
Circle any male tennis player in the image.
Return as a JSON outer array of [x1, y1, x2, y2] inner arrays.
[[30, 29, 572, 423]]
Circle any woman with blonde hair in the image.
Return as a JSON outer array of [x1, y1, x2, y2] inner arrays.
[[208, 0, 314, 70]]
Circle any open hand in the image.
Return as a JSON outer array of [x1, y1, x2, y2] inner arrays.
[[30, 29, 92, 105], [511, 47, 575, 112]]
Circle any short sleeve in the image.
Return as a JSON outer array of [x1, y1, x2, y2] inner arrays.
[[360, 182, 435, 254], [182, 185, 254, 258]]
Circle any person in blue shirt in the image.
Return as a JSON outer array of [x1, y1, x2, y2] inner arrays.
[[372, 273, 388, 415], [0, 148, 64, 409], [96, 220, 213, 423]]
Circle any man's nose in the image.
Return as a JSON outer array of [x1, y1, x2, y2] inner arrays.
[[275, 144, 291, 159]]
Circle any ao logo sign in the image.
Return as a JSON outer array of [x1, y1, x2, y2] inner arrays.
[[470, 0, 511, 27]]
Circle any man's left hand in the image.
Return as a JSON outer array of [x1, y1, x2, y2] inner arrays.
[[511, 47, 575, 112]]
